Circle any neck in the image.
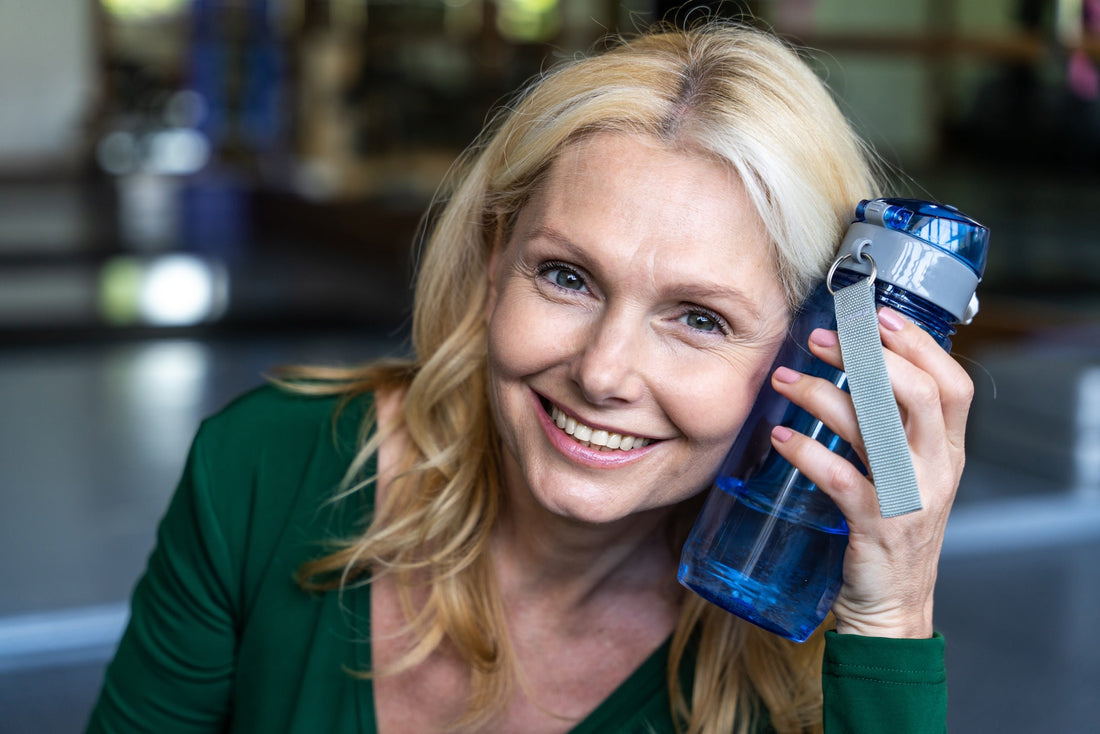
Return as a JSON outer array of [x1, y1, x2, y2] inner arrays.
[[492, 472, 683, 615]]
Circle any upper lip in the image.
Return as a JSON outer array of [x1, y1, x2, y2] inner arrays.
[[537, 392, 661, 441]]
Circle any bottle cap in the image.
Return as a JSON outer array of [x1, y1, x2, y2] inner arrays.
[[839, 198, 990, 324], [855, 198, 989, 277]]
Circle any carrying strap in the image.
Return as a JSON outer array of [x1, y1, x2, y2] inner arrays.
[[829, 257, 923, 518]]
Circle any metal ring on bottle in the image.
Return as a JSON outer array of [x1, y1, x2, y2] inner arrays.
[[826, 253, 877, 296]]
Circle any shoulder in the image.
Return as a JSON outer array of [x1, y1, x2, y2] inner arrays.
[[192, 384, 372, 475], [201, 383, 369, 444], [190, 380, 374, 496], [184, 384, 375, 558]]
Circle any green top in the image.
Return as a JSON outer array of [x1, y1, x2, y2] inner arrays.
[[87, 386, 946, 733]]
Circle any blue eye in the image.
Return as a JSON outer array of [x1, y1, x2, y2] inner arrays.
[[554, 269, 583, 290], [540, 263, 586, 291], [680, 310, 726, 334]]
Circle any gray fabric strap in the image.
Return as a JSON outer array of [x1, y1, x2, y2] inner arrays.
[[833, 277, 923, 518]]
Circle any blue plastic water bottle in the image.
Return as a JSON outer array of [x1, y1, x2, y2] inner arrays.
[[678, 199, 990, 641]]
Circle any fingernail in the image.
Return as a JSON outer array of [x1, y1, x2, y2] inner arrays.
[[810, 328, 838, 347], [772, 426, 794, 442], [878, 307, 905, 331], [774, 366, 801, 384]]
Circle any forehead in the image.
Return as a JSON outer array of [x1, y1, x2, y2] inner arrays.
[[520, 133, 780, 289], [547, 132, 740, 208]]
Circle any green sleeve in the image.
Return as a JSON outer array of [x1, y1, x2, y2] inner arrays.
[[821, 631, 947, 734], [86, 421, 241, 733]]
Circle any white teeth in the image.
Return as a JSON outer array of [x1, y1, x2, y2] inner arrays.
[[548, 405, 649, 451]]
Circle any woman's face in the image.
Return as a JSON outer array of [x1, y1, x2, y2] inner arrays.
[[486, 133, 790, 525]]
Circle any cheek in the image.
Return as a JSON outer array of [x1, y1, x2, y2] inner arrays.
[[663, 353, 776, 448], [657, 364, 771, 504], [486, 291, 575, 385]]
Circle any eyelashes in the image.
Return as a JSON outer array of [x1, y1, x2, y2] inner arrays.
[[536, 261, 587, 293], [677, 308, 730, 336], [534, 260, 732, 337]]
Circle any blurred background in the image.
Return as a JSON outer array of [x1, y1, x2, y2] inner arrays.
[[0, 1, 1098, 731]]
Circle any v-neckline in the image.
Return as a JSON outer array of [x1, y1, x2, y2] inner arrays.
[[353, 576, 673, 733]]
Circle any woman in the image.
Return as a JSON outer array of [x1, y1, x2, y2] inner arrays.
[[88, 22, 968, 734]]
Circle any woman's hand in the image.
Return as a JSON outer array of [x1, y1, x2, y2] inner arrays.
[[768, 306, 974, 638]]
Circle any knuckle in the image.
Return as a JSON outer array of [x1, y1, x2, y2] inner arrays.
[[949, 370, 975, 404], [829, 461, 864, 495], [910, 373, 941, 405], [805, 376, 833, 404]]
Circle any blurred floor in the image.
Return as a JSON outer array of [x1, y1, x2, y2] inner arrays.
[[0, 330, 1098, 732], [937, 538, 1100, 733]]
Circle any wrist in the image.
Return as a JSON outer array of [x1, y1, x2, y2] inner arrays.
[[833, 599, 934, 639], [834, 617, 934, 639]]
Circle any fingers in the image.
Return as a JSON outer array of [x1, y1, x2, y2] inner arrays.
[[771, 364, 867, 466], [771, 326, 927, 472], [799, 309, 974, 451], [769, 423, 879, 520], [769, 309, 974, 522], [875, 308, 974, 448]]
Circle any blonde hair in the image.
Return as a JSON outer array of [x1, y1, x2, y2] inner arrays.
[[293, 21, 883, 734]]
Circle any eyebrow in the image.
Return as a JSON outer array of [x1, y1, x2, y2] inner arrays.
[[526, 224, 767, 323]]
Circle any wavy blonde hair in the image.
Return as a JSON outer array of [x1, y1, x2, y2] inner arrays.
[[291, 22, 883, 734]]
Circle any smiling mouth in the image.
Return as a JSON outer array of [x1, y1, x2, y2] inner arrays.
[[541, 399, 653, 451]]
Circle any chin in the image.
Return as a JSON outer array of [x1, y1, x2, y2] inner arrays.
[[526, 470, 697, 529]]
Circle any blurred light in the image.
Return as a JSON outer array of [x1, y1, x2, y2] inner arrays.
[[100, 0, 187, 20], [98, 255, 229, 327], [115, 173, 181, 250], [116, 340, 213, 470], [497, 0, 561, 43], [145, 128, 210, 175], [141, 255, 225, 325], [128, 340, 211, 412], [0, 604, 129, 673], [1056, 0, 1086, 47], [99, 258, 145, 325], [163, 90, 207, 128], [99, 128, 210, 177], [293, 160, 342, 201], [96, 131, 140, 176]]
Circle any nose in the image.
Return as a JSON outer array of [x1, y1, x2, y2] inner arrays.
[[571, 309, 647, 406]]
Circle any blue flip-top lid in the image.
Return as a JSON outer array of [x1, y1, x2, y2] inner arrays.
[[855, 198, 989, 278]]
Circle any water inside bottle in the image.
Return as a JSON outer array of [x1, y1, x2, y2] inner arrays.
[[678, 476, 848, 642]]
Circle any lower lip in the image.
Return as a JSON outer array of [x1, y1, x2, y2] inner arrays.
[[533, 392, 658, 469]]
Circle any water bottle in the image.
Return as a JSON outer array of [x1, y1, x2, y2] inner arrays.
[[678, 198, 990, 642]]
